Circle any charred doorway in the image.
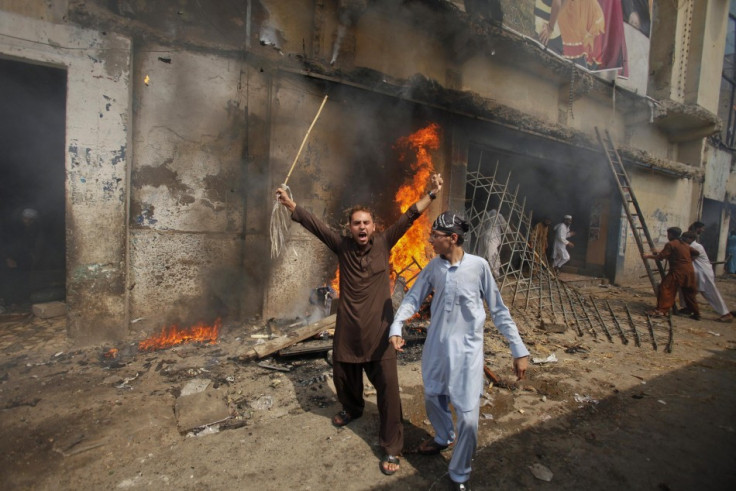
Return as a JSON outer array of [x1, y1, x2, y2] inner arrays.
[[700, 198, 726, 263], [0, 58, 67, 311], [465, 136, 620, 280]]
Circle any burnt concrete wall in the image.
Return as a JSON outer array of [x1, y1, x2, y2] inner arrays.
[[0, 10, 132, 341], [128, 47, 246, 331], [619, 169, 698, 281], [0, 0, 66, 22], [1, 0, 730, 337]]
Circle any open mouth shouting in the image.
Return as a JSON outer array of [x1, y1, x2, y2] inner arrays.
[[349, 210, 375, 247]]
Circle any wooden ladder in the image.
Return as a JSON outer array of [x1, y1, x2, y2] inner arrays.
[[595, 127, 665, 296]]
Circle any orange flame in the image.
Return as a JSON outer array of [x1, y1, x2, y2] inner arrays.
[[389, 123, 440, 285], [330, 268, 340, 293], [138, 318, 222, 351], [330, 123, 441, 294], [104, 348, 118, 359]]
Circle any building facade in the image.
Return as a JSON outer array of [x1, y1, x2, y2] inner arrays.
[[0, 0, 730, 341]]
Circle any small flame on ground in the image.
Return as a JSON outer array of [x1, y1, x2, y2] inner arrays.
[[138, 318, 222, 351], [104, 348, 118, 359]]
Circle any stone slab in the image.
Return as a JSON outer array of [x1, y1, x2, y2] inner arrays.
[[174, 388, 230, 434], [32, 301, 67, 319]]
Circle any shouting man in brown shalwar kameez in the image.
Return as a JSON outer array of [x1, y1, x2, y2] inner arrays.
[[643, 226, 700, 319], [276, 173, 442, 476]]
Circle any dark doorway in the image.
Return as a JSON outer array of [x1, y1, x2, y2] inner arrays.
[[700, 198, 724, 261], [465, 142, 616, 278], [0, 58, 67, 311]]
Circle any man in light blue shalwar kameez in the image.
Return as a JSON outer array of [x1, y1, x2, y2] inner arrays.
[[389, 211, 529, 491]]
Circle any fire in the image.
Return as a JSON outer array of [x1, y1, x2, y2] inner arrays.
[[389, 123, 440, 285], [104, 348, 118, 359], [138, 318, 222, 351], [330, 123, 441, 294], [330, 268, 340, 293]]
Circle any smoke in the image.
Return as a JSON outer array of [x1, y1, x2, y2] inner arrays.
[[467, 138, 615, 250], [253, 1, 285, 53], [324, 86, 423, 226], [0, 58, 67, 305], [259, 22, 283, 52], [330, 24, 347, 65], [0, 59, 66, 220], [330, 0, 368, 65]]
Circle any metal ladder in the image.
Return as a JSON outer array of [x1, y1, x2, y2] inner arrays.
[[595, 127, 665, 295]]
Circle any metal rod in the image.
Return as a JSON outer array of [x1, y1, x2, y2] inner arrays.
[[605, 299, 628, 345], [590, 296, 614, 342], [645, 313, 658, 351], [538, 268, 543, 318], [665, 313, 674, 353], [563, 284, 584, 337], [523, 252, 536, 311], [547, 273, 557, 322], [498, 175, 517, 292], [577, 293, 598, 338], [554, 278, 570, 328], [623, 304, 641, 347]]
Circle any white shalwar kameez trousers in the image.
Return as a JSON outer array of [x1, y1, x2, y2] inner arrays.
[[390, 253, 528, 484], [552, 222, 572, 269], [690, 240, 730, 315]]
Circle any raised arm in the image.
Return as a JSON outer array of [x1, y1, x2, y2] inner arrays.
[[275, 187, 341, 252], [385, 173, 444, 247], [414, 173, 443, 214]]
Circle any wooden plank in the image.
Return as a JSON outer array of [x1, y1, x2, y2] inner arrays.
[[240, 314, 336, 361], [278, 339, 332, 357]]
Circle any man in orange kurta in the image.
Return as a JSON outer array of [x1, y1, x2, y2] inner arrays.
[[530, 217, 552, 266], [643, 227, 700, 319]]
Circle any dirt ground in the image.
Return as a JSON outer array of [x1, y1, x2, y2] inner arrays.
[[1, 276, 735, 490]]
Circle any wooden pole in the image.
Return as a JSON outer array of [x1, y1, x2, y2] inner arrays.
[[283, 94, 329, 187]]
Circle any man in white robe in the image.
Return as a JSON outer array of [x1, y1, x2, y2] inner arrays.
[[681, 231, 733, 322], [479, 209, 506, 277], [388, 211, 529, 491], [552, 214, 575, 272]]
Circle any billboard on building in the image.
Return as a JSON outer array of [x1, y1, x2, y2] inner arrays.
[[501, 0, 652, 92]]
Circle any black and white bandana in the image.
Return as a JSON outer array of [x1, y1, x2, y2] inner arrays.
[[432, 211, 469, 236]]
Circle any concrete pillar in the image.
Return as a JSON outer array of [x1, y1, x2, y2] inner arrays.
[[0, 12, 132, 342]]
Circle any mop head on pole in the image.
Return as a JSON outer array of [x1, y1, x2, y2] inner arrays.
[[268, 95, 329, 259], [270, 185, 292, 258]]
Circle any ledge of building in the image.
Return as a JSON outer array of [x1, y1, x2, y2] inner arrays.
[[281, 62, 703, 181], [618, 145, 703, 180], [651, 99, 722, 143]]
